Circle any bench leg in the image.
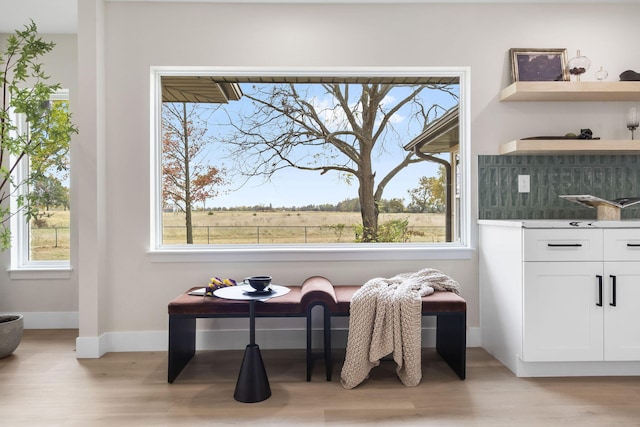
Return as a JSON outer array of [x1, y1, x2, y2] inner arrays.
[[435, 312, 466, 380], [306, 313, 313, 381], [324, 308, 332, 381], [307, 305, 333, 382], [168, 315, 196, 383]]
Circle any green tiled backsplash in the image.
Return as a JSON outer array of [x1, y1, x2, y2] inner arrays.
[[478, 155, 640, 220]]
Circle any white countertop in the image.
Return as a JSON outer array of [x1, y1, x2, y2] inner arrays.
[[478, 219, 640, 229]]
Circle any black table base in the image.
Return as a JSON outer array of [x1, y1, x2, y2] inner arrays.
[[233, 298, 271, 403], [234, 344, 271, 403]]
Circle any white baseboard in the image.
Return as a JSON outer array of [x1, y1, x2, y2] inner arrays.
[[75, 326, 481, 358], [12, 310, 481, 358], [13, 311, 79, 329], [76, 334, 109, 358]]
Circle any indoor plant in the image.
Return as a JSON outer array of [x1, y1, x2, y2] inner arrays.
[[0, 21, 77, 357], [0, 314, 23, 359]]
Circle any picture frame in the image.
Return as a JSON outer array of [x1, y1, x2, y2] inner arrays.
[[510, 48, 568, 82]]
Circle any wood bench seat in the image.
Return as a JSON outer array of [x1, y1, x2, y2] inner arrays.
[[301, 276, 467, 381], [168, 282, 333, 316], [167, 276, 466, 383], [167, 280, 333, 383]]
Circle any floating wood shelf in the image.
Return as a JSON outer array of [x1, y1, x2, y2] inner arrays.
[[499, 139, 640, 155], [500, 81, 640, 102]]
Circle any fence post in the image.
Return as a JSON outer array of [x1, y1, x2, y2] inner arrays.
[[55, 227, 58, 248]]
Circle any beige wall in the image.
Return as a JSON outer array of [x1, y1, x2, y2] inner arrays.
[[4, 2, 640, 352]]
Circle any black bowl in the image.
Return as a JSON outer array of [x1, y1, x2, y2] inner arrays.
[[246, 276, 272, 291]]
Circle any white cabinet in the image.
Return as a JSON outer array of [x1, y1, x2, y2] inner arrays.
[[522, 228, 605, 362], [480, 221, 640, 377], [603, 260, 640, 360], [523, 261, 604, 362]]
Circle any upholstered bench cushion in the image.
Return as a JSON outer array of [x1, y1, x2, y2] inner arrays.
[[168, 277, 338, 316], [313, 280, 467, 314], [300, 276, 338, 311], [168, 286, 303, 316]]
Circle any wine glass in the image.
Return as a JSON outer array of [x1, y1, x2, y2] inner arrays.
[[628, 107, 639, 140]]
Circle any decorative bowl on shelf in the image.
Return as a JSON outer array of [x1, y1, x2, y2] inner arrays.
[[619, 70, 640, 81]]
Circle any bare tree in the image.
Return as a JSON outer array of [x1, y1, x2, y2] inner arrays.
[[221, 82, 456, 242], [162, 102, 225, 244]]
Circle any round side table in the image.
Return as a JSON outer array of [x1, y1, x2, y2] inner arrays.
[[213, 284, 290, 403]]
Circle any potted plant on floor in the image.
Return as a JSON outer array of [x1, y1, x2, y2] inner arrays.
[[0, 314, 23, 358], [0, 21, 78, 358]]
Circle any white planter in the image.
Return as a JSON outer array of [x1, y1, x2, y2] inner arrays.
[[0, 314, 24, 358]]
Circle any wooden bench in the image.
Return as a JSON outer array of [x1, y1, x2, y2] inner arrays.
[[167, 276, 466, 383], [301, 276, 467, 381], [167, 280, 333, 383]]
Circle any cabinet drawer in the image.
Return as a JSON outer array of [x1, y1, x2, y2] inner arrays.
[[523, 229, 603, 261], [604, 229, 640, 261]]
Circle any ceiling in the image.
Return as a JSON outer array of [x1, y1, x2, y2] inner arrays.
[[0, 0, 632, 35], [0, 0, 77, 34]]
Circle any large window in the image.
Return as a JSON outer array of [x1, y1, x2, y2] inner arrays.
[[151, 69, 470, 257], [10, 91, 71, 269]]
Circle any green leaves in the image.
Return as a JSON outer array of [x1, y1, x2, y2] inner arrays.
[[2, 21, 55, 85], [0, 21, 77, 251]]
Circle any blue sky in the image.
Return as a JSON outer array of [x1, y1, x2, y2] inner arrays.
[[177, 82, 459, 209]]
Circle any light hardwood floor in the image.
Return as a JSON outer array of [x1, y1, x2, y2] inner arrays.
[[2, 330, 640, 426]]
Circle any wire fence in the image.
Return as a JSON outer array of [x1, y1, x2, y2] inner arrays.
[[162, 225, 446, 244], [28, 224, 446, 259], [30, 226, 70, 260]]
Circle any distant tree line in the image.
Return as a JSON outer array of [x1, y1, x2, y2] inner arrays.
[[206, 196, 443, 214], [204, 165, 447, 214]]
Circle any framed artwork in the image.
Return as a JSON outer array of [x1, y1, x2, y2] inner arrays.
[[510, 48, 568, 82]]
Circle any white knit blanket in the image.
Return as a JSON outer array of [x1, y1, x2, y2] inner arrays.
[[340, 268, 460, 389]]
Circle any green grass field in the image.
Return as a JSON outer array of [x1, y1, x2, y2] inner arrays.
[[162, 210, 445, 244], [29, 210, 70, 261], [29, 209, 446, 259]]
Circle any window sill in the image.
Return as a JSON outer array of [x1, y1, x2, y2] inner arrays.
[[147, 244, 474, 263], [8, 266, 73, 280]]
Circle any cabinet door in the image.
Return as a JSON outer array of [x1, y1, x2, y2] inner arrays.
[[604, 262, 640, 360], [523, 262, 603, 362]]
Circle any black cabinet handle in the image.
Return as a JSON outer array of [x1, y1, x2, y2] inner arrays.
[[627, 243, 640, 247], [547, 243, 583, 247], [610, 275, 617, 307], [596, 275, 603, 307]]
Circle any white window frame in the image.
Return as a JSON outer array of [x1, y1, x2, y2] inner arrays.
[[148, 67, 472, 262], [9, 90, 72, 277]]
